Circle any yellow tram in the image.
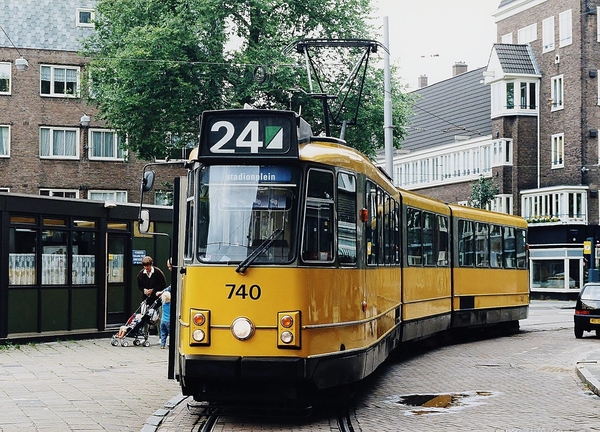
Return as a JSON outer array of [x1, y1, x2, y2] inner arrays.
[[142, 108, 528, 405]]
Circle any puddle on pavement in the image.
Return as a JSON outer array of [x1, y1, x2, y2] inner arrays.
[[387, 391, 498, 416]]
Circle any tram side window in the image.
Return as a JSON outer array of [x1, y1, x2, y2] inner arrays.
[[458, 220, 474, 267], [475, 222, 489, 267], [490, 225, 503, 268], [185, 169, 197, 260], [385, 198, 400, 264], [337, 172, 357, 265], [503, 227, 516, 268], [436, 215, 449, 266], [407, 207, 422, 266], [422, 212, 435, 266], [302, 169, 334, 262], [366, 182, 377, 265], [516, 228, 527, 269]]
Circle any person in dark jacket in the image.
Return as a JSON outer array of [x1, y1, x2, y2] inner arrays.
[[137, 255, 166, 306]]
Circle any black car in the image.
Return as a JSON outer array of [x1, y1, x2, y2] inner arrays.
[[574, 282, 600, 338]]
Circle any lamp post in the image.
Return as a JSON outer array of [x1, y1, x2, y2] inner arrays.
[[80, 114, 90, 159]]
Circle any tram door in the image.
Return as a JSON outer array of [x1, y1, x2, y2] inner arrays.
[[106, 233, 129, 326]]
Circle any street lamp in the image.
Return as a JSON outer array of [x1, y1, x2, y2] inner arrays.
[[15, 57, 28, 72]]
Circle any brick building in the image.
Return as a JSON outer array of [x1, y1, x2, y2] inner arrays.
[[0, 0, 181, 205], [387, 0, 600, 296]]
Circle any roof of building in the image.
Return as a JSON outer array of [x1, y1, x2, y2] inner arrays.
[[0, 0, 96, 52], [400, 67, 491, 153], [492, 43, 540, 75]]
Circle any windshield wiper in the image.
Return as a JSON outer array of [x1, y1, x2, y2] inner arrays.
[[236, 229, 284, 274]]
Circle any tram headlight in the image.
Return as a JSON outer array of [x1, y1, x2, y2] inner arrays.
[[192, 329, 206, 342], [280, 331, 294, 344], [231, 317, 255, 341], [277, 311, 301, 349], [189, 309, 210, 346]]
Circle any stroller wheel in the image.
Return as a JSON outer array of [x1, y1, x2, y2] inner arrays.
[[111, 338, 119, 346], [121, 340, 129, 347], [142, 340, 150, 347], [133, 339, 141, 346]]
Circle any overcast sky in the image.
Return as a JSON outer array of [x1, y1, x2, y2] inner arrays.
[[373, 0, 501, 91]]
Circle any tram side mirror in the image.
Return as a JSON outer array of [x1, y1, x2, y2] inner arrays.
[[142, 170, 155, 192], [139, 209, 151, 233]]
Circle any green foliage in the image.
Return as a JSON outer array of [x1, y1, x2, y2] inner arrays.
[[468, 175, 499, 209], [82, 0, 414, 159]]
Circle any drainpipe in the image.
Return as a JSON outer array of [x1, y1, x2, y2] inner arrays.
[[537, 78, 540, 189]]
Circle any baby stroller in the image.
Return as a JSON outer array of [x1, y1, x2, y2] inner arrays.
[[111, 297, 162, 347]]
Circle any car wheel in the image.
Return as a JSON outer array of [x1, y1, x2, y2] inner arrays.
[[575, 324, 584, 339]]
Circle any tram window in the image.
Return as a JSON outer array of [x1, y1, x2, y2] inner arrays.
[[302, 169, 334, 262], [337, 172, 357, 265], [490, 225, 503, 268], [385, 198, 400, 264], [458, 220, 474, 267], [407, 207, 422, 266], [516, 229, 527, 269], [503, 227, 516, 268], [436, 215, 449, 266], [366, 182, 377, 265], [185, 169, 197, 261], [475, 222, 489, 267], [423, 212, 435, 266]]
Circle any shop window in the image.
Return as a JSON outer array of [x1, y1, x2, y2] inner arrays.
[[9, 227, 37, 285], [42, 229, 68, 285], [72, 231, 96, 284]]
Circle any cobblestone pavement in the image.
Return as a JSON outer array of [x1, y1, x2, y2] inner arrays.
[[0, 335, 179, 431]]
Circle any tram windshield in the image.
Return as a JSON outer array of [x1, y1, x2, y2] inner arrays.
[[196, 165, 299, 264]]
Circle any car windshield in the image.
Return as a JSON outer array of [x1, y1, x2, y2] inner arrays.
[[581, 284, 600, 300], [196, 165, 299, 264]]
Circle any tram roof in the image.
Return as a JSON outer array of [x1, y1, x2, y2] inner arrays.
[[448, 203, 528, 228]]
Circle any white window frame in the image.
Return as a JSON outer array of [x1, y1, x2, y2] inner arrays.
[[40, 127, 79, 159], [492, 139, 513, 166], [491, 194, 514, 215], [517, 23, 537, 44], [0, 62, 11, 95], [597, 7, 600, 41], [542, 16, 555, 53], [521, 186, 588, 225], [551, 75, 564, 111], [0, 125, 10, 157], [551, 133, 564, 168], [501, 33, 513, 44], [88, 190, 127, 203], [76, 8, 95, 27], [39, 189, 79, 198], [0, 187, 9, 192], [559, 9, 572, 47], [40, 65, 81, 97], [88, 129, 126, 161]]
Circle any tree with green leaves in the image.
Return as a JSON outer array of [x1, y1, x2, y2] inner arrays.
[[468, 175, 499, 209], [82, 0, 413, 160]]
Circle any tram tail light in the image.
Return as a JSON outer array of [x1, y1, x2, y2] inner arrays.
[[190, 309, 210, 346], [277, 311, 301, 349]]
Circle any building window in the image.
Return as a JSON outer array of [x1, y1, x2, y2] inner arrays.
[[521, 187, 587, 224], [501, 33, 513, 44], [155, 190, 173, 206], [0, 62, 10, 94], [519, 81, 536, 109], [491, 194, 514, 215], [89, 190, 127, 203], [542, 16, 555, 52], [89, 130, 125, 160], [40, 65, 80, 97], [551, 133, 564, 168], [492, 139, 513, 166], [0, 125, 9, 157], [506, 82, 514, 109], [517, 23, 537, 44], [551, 75, 564, 110], [40, 189, 79, 198], [559, 9, 572, 47], [76, 8, 95, 27], [40, 127, 79, 159]]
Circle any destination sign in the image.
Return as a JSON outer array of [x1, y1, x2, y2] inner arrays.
[[199, 110, 299, 158]]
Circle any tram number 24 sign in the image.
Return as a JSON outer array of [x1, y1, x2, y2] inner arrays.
[[226, 283, 262, 300], [200, 111, 298, 158]]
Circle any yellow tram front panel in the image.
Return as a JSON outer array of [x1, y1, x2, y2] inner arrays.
[[178, 265, 401, 358]]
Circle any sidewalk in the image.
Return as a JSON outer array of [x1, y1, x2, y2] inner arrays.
[[0, 335, 180, 432]]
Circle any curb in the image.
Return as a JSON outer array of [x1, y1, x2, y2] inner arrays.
[[576, 361, 600, 397], [141, 394, 188, 432]]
